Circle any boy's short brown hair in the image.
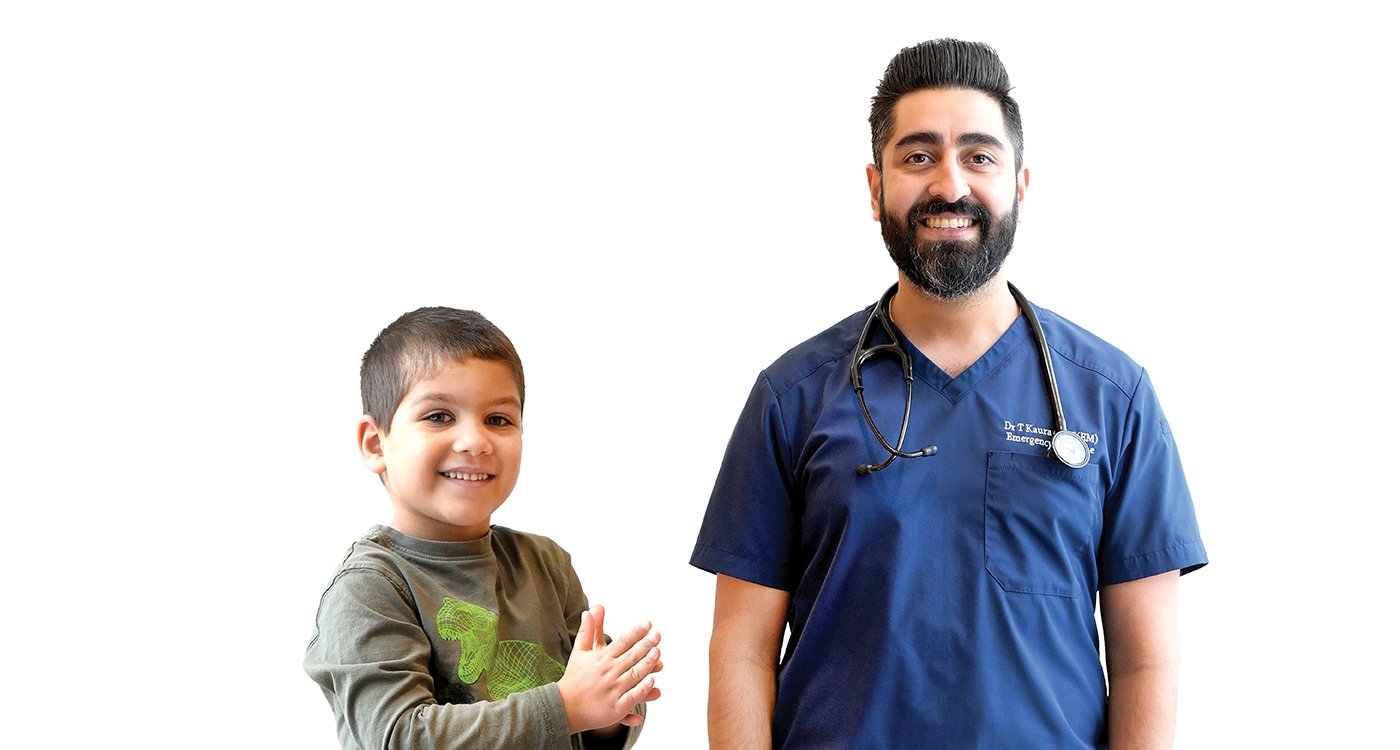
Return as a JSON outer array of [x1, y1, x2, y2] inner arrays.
[[360, 307, 525, 432]]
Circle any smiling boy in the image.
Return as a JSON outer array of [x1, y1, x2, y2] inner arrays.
[[370, 355, 522, 542], [305, 307, 661, 750]]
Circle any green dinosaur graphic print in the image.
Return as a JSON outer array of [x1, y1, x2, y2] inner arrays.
[[437, 597, 566, 700]]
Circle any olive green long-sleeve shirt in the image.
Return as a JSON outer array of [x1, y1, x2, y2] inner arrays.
[[305, 525, 640, 750]]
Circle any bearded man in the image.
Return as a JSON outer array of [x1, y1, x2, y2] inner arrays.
[[691, 39, 1207, 750]]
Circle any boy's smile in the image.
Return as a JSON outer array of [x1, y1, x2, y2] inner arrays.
[[358, 357, 524, 542]]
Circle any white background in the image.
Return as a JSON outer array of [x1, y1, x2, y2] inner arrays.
[[3, 1, 1394, 747]]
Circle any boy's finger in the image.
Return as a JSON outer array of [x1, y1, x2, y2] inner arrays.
[[608, 634, 657, 678], [606, 621, 654, 658], [618, 675, 658, 711], [591, 604, 607, 649], [621, 645, 662, 685], [575, 610, 595, 652]]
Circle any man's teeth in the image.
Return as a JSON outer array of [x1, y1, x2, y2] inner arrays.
[[442, 471, 490, 481], [923, 216, 974, 228]]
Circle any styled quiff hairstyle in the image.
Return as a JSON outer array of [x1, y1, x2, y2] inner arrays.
[[869, 39, 1024, 170], [360, 306, 525, 432]]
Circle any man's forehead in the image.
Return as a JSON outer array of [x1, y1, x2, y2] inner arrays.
[[889, 87, 1008, 143]]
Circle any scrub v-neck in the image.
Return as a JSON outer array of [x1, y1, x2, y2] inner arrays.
[[894, 313, 1032, 404]]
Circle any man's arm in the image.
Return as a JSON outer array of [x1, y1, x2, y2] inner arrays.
[[708, 573, 790, 750], [1101, 570, 1181, 750]]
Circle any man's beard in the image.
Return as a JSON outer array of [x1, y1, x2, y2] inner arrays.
[[880, 193, 1018, 300]]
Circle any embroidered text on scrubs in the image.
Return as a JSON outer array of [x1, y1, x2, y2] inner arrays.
[[1002, 420, 1099, 452]]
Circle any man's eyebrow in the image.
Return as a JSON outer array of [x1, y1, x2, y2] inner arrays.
[[893, 131, 1006, 151], [957, 132, 1006, 150], [894, 131, 943, 149]]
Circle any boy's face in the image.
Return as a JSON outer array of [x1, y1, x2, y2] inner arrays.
[[358, 357, 523, 542]]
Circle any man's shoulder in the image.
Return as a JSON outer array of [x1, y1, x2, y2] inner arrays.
[[758, 306, 870, 399], [1034, 304, 1147, 397]]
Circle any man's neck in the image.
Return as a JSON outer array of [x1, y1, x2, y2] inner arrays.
[[887, 272, 1020, 378]]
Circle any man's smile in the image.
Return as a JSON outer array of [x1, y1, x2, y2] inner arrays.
[[920, 215, 976, 229]]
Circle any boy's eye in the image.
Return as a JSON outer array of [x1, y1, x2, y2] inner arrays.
[[486, 415, 515, 427], [425, 411, 453, 424]]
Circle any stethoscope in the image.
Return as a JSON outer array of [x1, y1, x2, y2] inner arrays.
[[850, 282, 1090, 475]]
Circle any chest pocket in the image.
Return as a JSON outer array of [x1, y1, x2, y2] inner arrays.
[[984, 451, 1102, 598]]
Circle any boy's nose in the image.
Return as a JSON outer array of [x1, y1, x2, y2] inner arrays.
[[452, 424, 493, 455]]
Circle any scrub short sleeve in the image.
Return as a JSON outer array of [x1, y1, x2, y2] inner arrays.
[[690, 373, 797, 591], [1099, 368, 1208, 585]]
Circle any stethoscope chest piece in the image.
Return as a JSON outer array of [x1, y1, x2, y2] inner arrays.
[[1050, 430, 1090, 469]]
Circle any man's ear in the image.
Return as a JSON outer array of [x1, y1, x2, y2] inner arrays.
[[866, 163, 882, 222], [357, 415, 388, 475]]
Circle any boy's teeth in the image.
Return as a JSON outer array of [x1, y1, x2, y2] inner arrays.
[[923, 216, 973, 228], [442, 471, 489, 481]]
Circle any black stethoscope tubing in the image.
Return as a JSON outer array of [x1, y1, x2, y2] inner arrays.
[[850, 282, 1090, 475]]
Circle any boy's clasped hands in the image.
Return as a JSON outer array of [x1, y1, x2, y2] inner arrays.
[[558, 604, 664, 735]]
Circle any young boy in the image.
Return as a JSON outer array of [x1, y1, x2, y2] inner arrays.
[[305, 306, 662, 749]]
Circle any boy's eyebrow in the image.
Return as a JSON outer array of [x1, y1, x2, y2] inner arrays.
[[411, 392, 522, 409], [893, 131, 1006, 151]]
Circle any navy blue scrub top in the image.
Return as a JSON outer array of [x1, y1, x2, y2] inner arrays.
[[691, 300, 1207, 750]]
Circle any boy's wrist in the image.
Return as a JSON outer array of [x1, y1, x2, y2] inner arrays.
[[557, 678, 586, 735]]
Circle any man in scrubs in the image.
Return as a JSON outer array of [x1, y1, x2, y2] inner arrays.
[[690, 39, 1207, 749]]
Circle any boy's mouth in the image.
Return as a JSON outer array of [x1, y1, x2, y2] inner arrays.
[[440, 470, 493, 481]]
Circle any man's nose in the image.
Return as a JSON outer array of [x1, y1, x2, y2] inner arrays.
[[927, 161, 971, 203]]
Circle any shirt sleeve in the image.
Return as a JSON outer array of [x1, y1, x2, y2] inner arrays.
[[1099, 368, 1208, 585], [304, 566, 574, 750], [690, 373, 799, 590]]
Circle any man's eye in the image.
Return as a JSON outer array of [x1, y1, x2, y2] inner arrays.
[[968, 153, 993, 165], [907, 153, 932, 165]]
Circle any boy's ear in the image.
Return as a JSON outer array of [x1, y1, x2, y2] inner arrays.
[[357, 415, 388, 475]]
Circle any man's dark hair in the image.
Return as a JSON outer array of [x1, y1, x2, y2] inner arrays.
[[869, 39, 1023, 170], [360, 306, 525, 432]]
